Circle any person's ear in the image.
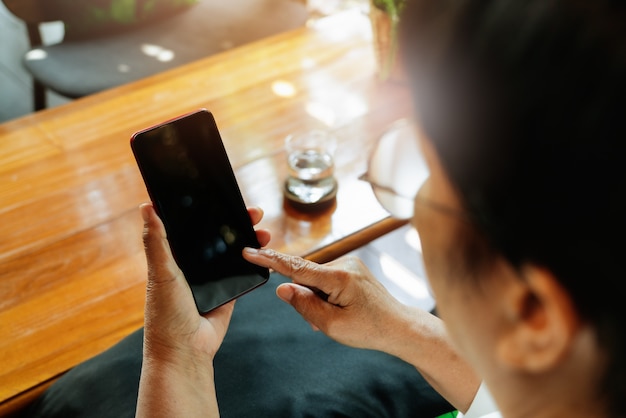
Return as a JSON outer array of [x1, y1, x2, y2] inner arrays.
[[495, 265, 580, 373]]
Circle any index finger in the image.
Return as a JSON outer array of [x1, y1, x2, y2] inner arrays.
[[243, 248, 333, 293]]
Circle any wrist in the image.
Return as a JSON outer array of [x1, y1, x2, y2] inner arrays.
[[142, 320, 221, 366], [137, 353, 218, 418], [144, 347, 215, 378]]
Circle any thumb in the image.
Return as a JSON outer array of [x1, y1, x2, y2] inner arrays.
[[276, 283, 297, 303], [276, 283, 332, 331], [141, 203, 181, 286], [140, 203, 201, 333], [140, 202, 195, 320]]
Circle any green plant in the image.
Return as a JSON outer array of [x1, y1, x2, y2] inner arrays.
[[372, 0, 407, 21], [370, 0, 407, 80]]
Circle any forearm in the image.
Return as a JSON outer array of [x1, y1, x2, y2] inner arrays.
[[377, 305, 481, 413], [136, 356, 219, 418]]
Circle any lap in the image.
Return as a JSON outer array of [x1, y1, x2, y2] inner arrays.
[[25, 274, 452, 418]]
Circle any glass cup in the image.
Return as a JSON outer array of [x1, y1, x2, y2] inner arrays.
[[284, 130, 338, 208]]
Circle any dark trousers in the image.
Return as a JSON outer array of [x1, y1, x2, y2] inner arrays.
[[25, 274, 452, 417]]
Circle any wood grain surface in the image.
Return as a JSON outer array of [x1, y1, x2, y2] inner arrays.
[[0, 11, 413, 415]]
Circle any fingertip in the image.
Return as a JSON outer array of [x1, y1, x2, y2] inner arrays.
[[140, 202, 174, 274], [242, 247, 274, 267], [243, 247, 259, 256], [255, 229, 271, 247], [140, 202, 154, 223], [276, 283, 295, 303], [247, 206, 264, 225], [276, 284, 323, 332], [140, 203, 167, 239]]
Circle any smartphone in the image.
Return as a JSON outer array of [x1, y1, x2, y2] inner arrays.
[[131, 109, 269, 313]]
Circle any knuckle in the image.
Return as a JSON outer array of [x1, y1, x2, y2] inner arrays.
[[276, 252, 310, 277], [288, 256, 309, 275], [142, 224, 150, 245], [342, 255, 365, 270]]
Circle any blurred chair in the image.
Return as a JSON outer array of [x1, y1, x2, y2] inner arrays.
[[2, 0, 308, 111]]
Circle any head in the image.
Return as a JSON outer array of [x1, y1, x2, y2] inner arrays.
[[399, 0, 626, 415]]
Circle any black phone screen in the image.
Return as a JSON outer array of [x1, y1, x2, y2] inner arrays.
[[131, 109, 269, 313]]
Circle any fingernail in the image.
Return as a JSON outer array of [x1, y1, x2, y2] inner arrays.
[[140, 203, 151, 222], [243, 247, 259, 255], [276, 284, 294, 303]]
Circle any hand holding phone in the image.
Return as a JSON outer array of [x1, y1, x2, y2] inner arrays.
[[131, 109, 269, 313]]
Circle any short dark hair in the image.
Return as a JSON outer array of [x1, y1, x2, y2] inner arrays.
[[400, 0, 626, 414]]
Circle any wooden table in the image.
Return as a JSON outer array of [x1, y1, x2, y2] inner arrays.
[[0, 11, 413, 416]]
